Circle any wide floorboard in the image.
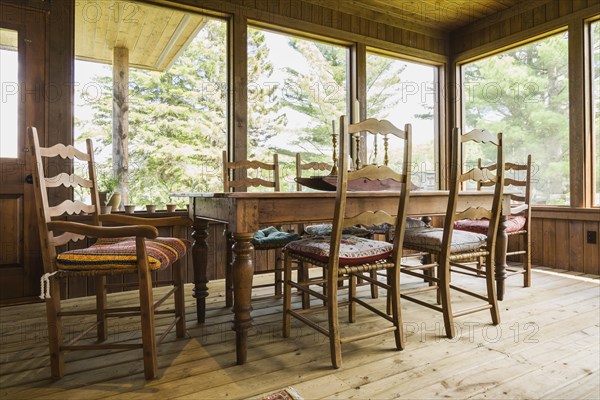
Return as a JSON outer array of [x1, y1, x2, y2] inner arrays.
[[0, 267, 598, 399]]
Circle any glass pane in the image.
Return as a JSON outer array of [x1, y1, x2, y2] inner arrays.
[[247, 27, 348, 192], [1, 28, 18, 158], [75, 7, 228, 206], [463, 32, 570, 205], [366, 53, 438, 189], [592, 21, 600, 206]]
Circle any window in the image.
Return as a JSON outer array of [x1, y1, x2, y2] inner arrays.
[[1, 28, 18, 158], [74, 2, 227, 207], [366, 52, 438, 189], [247, 27, 348, 191], [462, 32, 570, 205], [592, 20, 600, 206]]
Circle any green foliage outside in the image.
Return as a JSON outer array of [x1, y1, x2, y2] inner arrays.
[[463, 33, 570, 205]]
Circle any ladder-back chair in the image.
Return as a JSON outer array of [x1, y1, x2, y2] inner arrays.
[[402, 127, 504, 338], [222, 151, 299, 307], [454, 155, 532, 287], [283, 116, 412, 368], [29, 127, 192, 379]]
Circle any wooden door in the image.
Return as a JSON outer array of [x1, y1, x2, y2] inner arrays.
[[0, 4, 47, 304]]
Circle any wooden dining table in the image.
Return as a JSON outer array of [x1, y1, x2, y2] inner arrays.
[[188, 190, 512, 365]]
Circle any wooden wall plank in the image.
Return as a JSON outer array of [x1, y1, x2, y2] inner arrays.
[[530, 218, 544, 265], [532, 4, 546, 27], [542, 219, 556, 268], [569, 221, 585, 272], [554, 220, 570, 268], [583, 221, 599, 275]]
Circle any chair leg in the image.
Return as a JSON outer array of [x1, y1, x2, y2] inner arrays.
[[298, 261, 311, 309], [95, 276, 108, 342], [485, 254, 501, 326], [524, 235, 531, 288], [327, 269, 341, 369], [348, 274, 356, 323], [438, 257, 455, 339], [137, 239, 158, 380], [282, 253, 293, 338], [274, 248, 283, 297], [390, 266, 404, 351], [173, 261, 186, 338], [386, 270, 392, 316], [225, 232, 234, 308], [369, 270, 379, 298], [46, 278, 64, 379]]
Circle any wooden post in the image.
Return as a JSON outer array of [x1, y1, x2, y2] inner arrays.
[[113, 46, 129, 209]]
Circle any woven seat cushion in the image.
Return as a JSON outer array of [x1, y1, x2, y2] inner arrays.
[[403, 227, 487, 254], [56, 237, 191, 271], [453, 215, 527, 235], [303, 224, 372, 238], [252, 226, 300, 249], [285, 234, 393, 266]]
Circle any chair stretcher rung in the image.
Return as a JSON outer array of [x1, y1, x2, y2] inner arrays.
[[401, 268, 440, 284], [401, 285, 438, 296], [352, 297, 393, 322], [340, 326, 397, 344], [289, 281, 326, 301], [287, 309, 329, 337], [157, 316, 180, 344], [400, 293, 443, 313], [453, 304, 493, 318], [448, 283, 489, 302], [61, 343, 143, 351], [506, 250, 526, 256]]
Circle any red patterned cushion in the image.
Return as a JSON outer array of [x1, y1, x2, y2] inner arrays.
[[285, 234, 393, 266], [56, 237, 191, 271], [453, 215, 527, 234]]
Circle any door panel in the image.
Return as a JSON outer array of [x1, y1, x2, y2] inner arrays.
[[0, 4, 46, 304]]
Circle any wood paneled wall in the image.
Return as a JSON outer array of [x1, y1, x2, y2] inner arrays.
[[451, 0, 598, 57], [529, 209, 600, 275], [156, 0, 448, 59]]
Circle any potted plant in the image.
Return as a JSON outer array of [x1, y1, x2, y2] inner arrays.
[[98, 172, 121, 213]]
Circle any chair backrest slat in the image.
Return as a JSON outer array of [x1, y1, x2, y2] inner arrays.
[[295, 153, 333, 191], [48, 200, 97, 217], [44, 173, 94, 189], [223, 150, 280, 192], [39, 143, 91, 161], [49, 232, 87, 247]]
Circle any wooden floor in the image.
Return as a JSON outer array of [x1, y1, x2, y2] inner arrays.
[[1, 266, 599, 399]]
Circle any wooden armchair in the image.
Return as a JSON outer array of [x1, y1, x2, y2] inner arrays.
[[222, 151, 299, 306], [283, 116, 412, 368], [29, 127, 192, 379], [402, 127, 504, 338], [454, 155, 532, 287]]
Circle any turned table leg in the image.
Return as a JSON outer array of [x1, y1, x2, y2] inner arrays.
[[231, 232, 255, 365], [495, 215, 508, 301], [192, 218, 210, 323]]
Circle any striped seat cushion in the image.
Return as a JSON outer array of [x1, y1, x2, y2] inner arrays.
[[56, 237, 191, 271], [453, 215, 527, 235], [404, 227, 487, 254], [285, 234, 393, 266]]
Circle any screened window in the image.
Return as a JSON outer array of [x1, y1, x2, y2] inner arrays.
[[462, 32, 570, 205], [1, 28, 18, 158], [592, 20, 600, 206], [366, 52, 438, 189], [74, 3, 227, 207], [247, 27, 348, 191]]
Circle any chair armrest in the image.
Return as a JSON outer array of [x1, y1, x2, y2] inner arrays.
[[47, 221, 158, 239], [99, 214, 193, 228]]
